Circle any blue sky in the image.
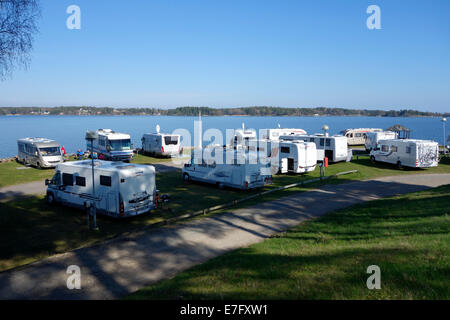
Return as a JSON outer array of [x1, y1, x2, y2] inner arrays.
[[0, 0, 449, 112]]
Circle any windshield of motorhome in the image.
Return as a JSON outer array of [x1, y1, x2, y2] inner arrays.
[[164, 136, 178, 145], [39, 147, 61, 156], [109, 139, 131, 151]]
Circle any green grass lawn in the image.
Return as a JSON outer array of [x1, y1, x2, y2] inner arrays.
[[1, 156, 449, 272], [128, 185, 450, 300], [0, 161, 54, 188]]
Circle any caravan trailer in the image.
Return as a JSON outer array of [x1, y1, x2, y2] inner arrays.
[[341, 128, 383, 145], [182, 147, 272, 190], [370, 139, 439, 168], [259, 128, 307, 141], [280, 134, 350, 163], [365, 131, 398, 152], [45, 160, 157, 218], [89, 129, 134, 162], [141, 126, 182, 157], [17, 138, 64, 168], [247, 139, 317, 174]]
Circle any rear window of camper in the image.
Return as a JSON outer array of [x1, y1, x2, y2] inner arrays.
[[63, 173, 74, 186], [76, 176, 86, 187], [164, 136, 178, 145], [281, 147, 290, 154], [100, 175, 112, 187], [381, 145, 389, 152]]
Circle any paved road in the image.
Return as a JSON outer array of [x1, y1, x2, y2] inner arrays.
[[0, 162, 185, 202], [0, 173, 449, 300]]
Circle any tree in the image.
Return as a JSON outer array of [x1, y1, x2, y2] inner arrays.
[[0, 0, 40, 79]]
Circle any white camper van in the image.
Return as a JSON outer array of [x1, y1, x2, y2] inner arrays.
[[280, 134, 350, 163], [341, 128, 383, 145], [141, 126, 182, 157], [182, 147, 272, 190], [260, 128, 307, 141], [45, 160, 157, 218], [365, 131, 398, 152], [89, 129, 134, 162], [370, 139, 439, 168], [17, 138, 64, 168], [247, 139, 317, 174]]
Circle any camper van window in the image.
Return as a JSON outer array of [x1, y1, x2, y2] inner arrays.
[[19, 143, 26, 153], [381, 145, 389, 152], [355, 133, 362, 137], [326, 139, 331, 146], [62, 173, 74, 186], [310, 138, 315, 143], [99, 138, 106, 147], [39, 147, 60, 156], [406, 146, 411, 154], [108, 139, 131, 151], [100, 175, 112, 187], [319, 139, 325, 147], [75, 176, 86, 187], [391, 146, 398, 152], [281, 147, 290, 154], [164, 136, 178, 145]]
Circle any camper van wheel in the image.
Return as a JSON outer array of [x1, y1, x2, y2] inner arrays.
[[36, 162, 42, 169], [46, 192, 55, 205], [370, 156, 376, 163], [217, 182, 224, 190], [183, 173, 190, 182], [396, 161, 403, 169]]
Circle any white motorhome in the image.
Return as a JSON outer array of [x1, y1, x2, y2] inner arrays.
[[247, 139, 317, 174], [89, 129, 134, 162], [365, 131, 398, 152], [260, 128, 307, 141], [45, 160, 157, 218], [341, 128, 383, 145], [370, 139, 439, 168], [280, 134, 350, 163], [141, 126, 182, 157], [17, 138, 64, 168], [182, 147, 272, 190]]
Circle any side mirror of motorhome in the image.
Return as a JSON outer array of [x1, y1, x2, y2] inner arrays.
[[45, 179, 50, 186]]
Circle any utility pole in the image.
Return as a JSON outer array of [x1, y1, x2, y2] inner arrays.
[[85, 131, 99, 231], [442, 117, 447, 155]]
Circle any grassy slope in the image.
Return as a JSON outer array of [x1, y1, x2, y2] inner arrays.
[[1, 156, 449, 272], [128, 185, 450, 300]]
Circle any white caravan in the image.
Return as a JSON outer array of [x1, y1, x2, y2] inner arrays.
[[182, 147, 272, 190], [89, 129, 134, 162], [142, 126, 182, 157], [45, 160, 157, 218], [365, 131, 398, 152], [247, 139, 317, 174], [341, 128, 383, 145], [17, 138, 64, 168], [280, 134, 350, 163], [370, 139, 439, 168], [259, 128, 307, 141]]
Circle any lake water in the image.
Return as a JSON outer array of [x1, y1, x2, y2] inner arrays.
[[0, 115, 447, 158]]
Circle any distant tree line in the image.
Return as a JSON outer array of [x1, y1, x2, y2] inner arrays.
[[0, 106, 447, 118]]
